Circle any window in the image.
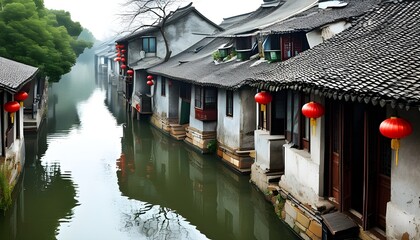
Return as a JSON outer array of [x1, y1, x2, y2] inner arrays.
[[281, 33, 306, 61], [194, 86, 217, 121], [195, 86, 217, 109], [236, 36, 253, 50], [204, 88, 217, 109], [286, 91, 309, 150], [161, 77, 166, 96], [226, 90, 233, 117], [142, 37, 156, 53], [195, 86, 202, 108]]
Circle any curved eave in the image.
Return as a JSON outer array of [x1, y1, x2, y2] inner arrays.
[[249, 79, 420, 111]]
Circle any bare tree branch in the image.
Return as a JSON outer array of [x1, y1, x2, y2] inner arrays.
[[118, 0, 187, 62]]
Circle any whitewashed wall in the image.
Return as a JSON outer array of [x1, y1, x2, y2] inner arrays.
[[279, 95, 325, 206], [387, 107, 420, 239]]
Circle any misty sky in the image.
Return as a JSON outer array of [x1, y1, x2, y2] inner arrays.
[[43, 0, 262, 40]]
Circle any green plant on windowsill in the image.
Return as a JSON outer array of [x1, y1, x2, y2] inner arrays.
[[0, 164, 12, 211], [212, 51, 222, 62]]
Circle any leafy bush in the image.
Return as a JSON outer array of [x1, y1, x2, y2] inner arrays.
[[0, 165, 12, 211]]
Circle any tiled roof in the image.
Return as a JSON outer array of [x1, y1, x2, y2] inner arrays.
[[219, 12, 254, 29], [248, 0, 420, 109], [116, 3, 222, 43], [0, 57, 38, 92], [148, 37, 269, 88], [263, 0, 379, 34], [216, 0, 317, 36]]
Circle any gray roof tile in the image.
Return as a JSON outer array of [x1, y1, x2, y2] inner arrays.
[[249, 0, 420, 108], [0, 57, 38, 92]]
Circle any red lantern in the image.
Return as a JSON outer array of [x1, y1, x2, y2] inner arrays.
[[254, 91, 272, 113], [121, 64, 127, 69], [114, 57, 121, 62], [117, 53, 121, 57], [121, 57, 126, 63], [4, 101, 20, 123], [15, 91, 28, 106], [380, 117, 413, 166], [121, 49, 126, 54], [254, 91, 272, 105], [147, 75, 153, 80], [147, 80, 154, 86], [302, 101, 325, 135], [127, 70, 134, 75]]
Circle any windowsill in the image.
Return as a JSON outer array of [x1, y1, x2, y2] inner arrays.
[[284, 143, 311, 159]]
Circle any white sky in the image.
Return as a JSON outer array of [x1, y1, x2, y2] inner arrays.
[[43, 0, 261, 40]]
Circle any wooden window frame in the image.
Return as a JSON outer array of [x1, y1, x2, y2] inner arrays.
[[195, 86, 203, 109], [194, 86, 217, 121], [286, 91, 310, 151], [226, 90, 233, 117]]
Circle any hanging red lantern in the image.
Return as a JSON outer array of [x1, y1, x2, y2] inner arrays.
[[147, 75, 153, 80], [121, 64, 127, 69], [302, 101, 325, 135], [117, 53, 121, 57], [127, 69, 134, 75], [4, 101, 20, 123], [254, 91, 272, 113], [147, 80, 154, 86], [121, 49, 126, 54], [15, 91, 28, 106], [121, 57, 126, 63], [379, 117, 413, 166], [254, 91, 272, 105], [114, 57, 121, 62]]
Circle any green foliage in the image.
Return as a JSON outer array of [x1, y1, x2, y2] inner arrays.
[[0, 0, 93, 82], [212, 51, 221, 61], [0, 165, 12, 211], [207, 140, 217, 153]]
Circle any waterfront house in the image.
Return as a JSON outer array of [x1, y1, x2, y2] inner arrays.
[[114, 3, 222, 117], [93, 39, 120, 89], [249, 0, 420, 239], [148, 0, 318, 172], [250, 0, 379, 198], [0, 57, 39, 209]]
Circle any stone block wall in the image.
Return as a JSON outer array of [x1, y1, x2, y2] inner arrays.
[[283, 199, 322, 240]]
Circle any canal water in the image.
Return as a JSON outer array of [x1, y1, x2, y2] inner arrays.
[[0, 50, 299, 240]]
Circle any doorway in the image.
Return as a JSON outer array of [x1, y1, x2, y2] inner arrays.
[[327, 101, 390, 231]]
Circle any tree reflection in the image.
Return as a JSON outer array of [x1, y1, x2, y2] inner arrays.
[[123, 204, 196, 240]]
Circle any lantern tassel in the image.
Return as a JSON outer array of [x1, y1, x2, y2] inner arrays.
[[261, 104, 266, 112], [10, 112, 14, 124], [19, 101, 23, 107], [311, 118, 316, 135], [391, 138, 400, 166]]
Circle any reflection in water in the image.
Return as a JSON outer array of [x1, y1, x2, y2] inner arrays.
[[117, 119, 298, 240], [0, 50, 298, 240]]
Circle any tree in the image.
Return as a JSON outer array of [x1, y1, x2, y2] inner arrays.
[[121, 0, 185, 62], [0, 0, 93, 82]]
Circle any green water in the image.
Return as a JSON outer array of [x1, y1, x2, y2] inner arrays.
[[0, 50, 299, 240]]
